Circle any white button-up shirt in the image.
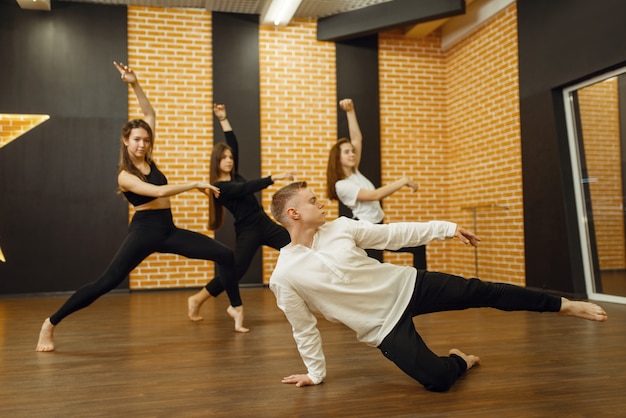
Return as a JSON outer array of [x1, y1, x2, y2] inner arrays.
[[269, 217, 456, 384]]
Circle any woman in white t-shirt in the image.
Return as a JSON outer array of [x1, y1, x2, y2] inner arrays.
[[326, 98, 418, 261]]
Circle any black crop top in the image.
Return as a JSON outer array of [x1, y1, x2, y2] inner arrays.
[[122, 161, 168, 206]]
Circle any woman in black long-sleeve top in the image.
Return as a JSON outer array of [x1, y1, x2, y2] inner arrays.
[[36, 65, 248, 351], [187, 104, 294, 325]]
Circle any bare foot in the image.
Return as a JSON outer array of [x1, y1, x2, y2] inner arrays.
[[188, 296, 204, 321], [188, 288, 211, 321], [36, 318, 55, 352], [449, 348, 480, 370], [227, 305, 250, 333], [559, 298, 608, 322]]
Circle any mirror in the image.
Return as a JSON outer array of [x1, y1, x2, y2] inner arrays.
[[564, 67, 626, 304]]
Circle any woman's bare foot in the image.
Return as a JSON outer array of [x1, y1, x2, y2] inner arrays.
[[35, 318, 55, 352], [449, 348, 480, 370], [227, 305, 250, 333], [559, 298, 608, 321], [188, 288, 211, 321]]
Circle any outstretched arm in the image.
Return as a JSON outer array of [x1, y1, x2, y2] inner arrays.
[[356, 176, 418, 202], [118, 170, 219, 199], [113, 61, 156, 133], [271, 171, 296, 182], [454, 226, 480, 247], [339, 98, 417, 202], [271, 282, 327, 387], [214, 103, 233, 132], [340, 98, 362, 169]]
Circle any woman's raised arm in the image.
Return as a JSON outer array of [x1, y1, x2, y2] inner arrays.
[[113, 61, 156, 134], [340, 98, 362, 169]]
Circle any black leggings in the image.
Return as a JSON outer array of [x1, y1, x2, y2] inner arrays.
[[49, 209, 240, 325], [378, 270, 562, 392], [205, 214, 290, 297]]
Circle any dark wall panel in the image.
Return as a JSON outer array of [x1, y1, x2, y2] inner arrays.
[[212, 12, 262, 286], [0, 2, 128, 294], [336, 35, 380, 218], [517, 0, 626, 295]]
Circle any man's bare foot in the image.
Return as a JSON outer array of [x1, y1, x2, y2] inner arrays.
[[559, 298, 608, 322], [188, 288, 211, 321], [449, 348, 480, 370], [227, 305, 250, 333], [36, 318, 55, 352]]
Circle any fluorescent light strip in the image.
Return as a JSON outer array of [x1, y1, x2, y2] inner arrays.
[[261, 0, 303, 26]]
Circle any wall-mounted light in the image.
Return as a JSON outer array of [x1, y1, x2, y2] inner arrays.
[[0, 114, 50, 149], [0, 244, 5, 263], [260, 0, 303, 26]]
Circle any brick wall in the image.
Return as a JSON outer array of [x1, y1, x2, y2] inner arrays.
[[378, 29, 448, 269], [127, 6, 214, 289], [378, 5, 523, 285], [259, 19, 338, 280], [443, 5, 524, 284], [126, 3, 524, 289]]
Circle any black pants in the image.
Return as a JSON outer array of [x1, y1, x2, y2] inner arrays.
[[378, 270, 561, 392], [50, 209, 240, 325], [205, 214, 290, 297]]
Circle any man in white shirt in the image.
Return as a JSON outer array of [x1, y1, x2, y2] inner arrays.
[[269, 181, 608, 392]]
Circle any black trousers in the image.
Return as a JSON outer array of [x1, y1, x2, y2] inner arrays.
[[378, 270, 561, 392], [205, 214, 290, 297], [50, 209, 240, 325]]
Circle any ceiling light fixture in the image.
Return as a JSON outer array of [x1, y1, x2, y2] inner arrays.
[[15, 0, 51, 11], [261, 0, 303, 27]]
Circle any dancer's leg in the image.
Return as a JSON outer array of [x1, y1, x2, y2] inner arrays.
[[36, 228, 156, 352], [161, 228, 248, 332], [378, 311, 478, 392], [204, 227, 261, 297]]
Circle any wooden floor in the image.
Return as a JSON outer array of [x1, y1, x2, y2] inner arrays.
[[1, 287, 625, 417]]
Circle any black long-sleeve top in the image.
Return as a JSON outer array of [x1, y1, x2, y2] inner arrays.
[[214, 131, 274, 229]]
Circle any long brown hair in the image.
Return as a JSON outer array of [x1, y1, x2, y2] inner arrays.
[[208, 142, 233, 230], [118, 119, 154, 180], [326, 137, 352, 201]]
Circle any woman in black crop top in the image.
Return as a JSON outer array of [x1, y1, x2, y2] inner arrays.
[[36, 64, 247, 352], [186, 104, 295, 321]]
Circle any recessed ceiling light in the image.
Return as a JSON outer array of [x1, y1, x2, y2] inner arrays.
[[15, 0, 51, 11]]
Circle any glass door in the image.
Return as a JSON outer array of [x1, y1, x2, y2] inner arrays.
[[563, 67, 626, 303]]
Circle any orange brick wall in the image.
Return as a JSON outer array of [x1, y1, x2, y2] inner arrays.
[[378, 30, 448, 268], [378, 5, 523, 285], [442, 5, 524, 284], [578, 79, 626, 271], [126, 3, 524, 289], [127, 6, 214, 289], [259, 19, 338, 280]]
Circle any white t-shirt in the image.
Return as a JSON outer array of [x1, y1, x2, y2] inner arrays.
[[269, 217, 457, 384], [335, 170, 385, 223]]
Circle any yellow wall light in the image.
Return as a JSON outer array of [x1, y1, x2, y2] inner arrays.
[[0, 113, 50, 149]]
